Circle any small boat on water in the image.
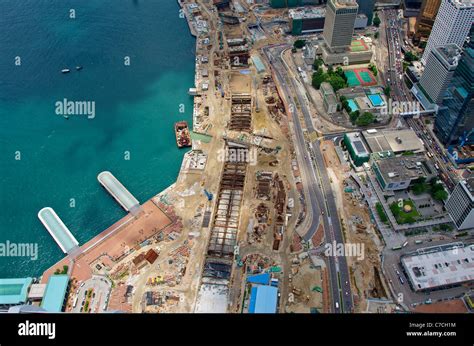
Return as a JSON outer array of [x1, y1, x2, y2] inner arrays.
[[175, 121, 192, 148], [61, 69, 70, 73], [75, 66, 83, 71]]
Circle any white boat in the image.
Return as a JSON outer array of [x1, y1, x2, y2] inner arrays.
[[75, 66, 83, 71], [61, 69, 70, 73]]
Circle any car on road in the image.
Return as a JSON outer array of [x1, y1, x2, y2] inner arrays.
[[399, 277, 405, 285], [395, 269, 400, 276]]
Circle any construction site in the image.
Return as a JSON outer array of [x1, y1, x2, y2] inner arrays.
[[42, 0, 389, 314]]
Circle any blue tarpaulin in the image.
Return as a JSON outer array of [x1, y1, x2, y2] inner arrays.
[[246, 273, 270, 285]]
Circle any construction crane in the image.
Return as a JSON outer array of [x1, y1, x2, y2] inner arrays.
[[203, 189, 213, 201]]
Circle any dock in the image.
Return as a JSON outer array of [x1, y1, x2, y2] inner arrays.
[[97, 171, 141, 215], [38, 207, 79, 255]]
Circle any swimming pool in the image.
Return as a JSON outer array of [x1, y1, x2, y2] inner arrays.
[[368, 94, 385, 107], [347, 99, 359, 112]]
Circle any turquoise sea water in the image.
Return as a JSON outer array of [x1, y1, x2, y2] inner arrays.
[[0, 0, 195, 277]]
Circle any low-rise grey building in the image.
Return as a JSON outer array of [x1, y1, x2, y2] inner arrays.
[[321, 82, 339, 114], [371, 152, 436, 191]]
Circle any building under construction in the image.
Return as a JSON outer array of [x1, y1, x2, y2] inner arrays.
[[195, 142, 249, 311], [230, 94, 252, 132]]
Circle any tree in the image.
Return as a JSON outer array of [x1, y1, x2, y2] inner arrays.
[[327, 74, 346, 91], [412, 178, 427, 195], [373, 14, 381, 27], [433, 190, 448, 202], [384, 86, 391, 97], [313, 58, 324, 69], [312, 68, 327, 89], [374, 32, 380, 39], [294, 39, 306, 49], [404, 51, 419, 62], [350, 110, 360, 124], [342, 100, 350, 112], [369, 63, 378, 76], [356, 112, 375, 126]]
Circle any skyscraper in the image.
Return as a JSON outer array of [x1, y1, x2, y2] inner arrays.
[[356, 0, 375, 24], [445, 177, 474, 230], [415, 0, 442, 41], [419, 43, 462, 104], [434, 25, 474, 145], [323, 0, 359, 53], [421, 0, 473, 65]]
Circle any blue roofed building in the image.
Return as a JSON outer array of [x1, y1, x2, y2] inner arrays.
[[0, 277, 33, 308], [248, 285, 278, 314], [41, 275, 70, 312], [246, 273, 271, 285]]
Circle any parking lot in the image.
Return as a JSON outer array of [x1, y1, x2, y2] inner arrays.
[[72, 275, 112, 313]]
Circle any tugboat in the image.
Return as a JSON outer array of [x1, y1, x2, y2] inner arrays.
[[61, 68, 70, 73], [174, 121, 192, 148]]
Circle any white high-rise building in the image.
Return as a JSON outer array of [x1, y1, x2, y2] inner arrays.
[[446, 177, 474, 231], [419, 44, 462, 104], [421, 0, 473, 65]]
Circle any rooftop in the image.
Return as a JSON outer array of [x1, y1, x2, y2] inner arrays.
[[0, 277, 33, 305], [97, 171, 140, 213], [363, 129, 425, 154], [41, 274, 69, 312], [38, 207, 79, 254], [346, 132, 370, 157], [401, 242, 474, 291], [289, 7, 325, 20], [433, 44, 462, 68], [449, 0, 474, 9], [321, 82, 336, 96], [332, 0, 358, 9], [460, 177, 474, 200], [372, 153, 435, 183], [248, 285, 278, 313]]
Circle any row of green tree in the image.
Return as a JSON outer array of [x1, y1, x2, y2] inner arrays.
[[411, 177, 448, 201], [312, 66, 348, 91]]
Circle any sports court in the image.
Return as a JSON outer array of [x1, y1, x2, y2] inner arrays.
[[344, 68, 377, 87], [350, 39, 369, 52]]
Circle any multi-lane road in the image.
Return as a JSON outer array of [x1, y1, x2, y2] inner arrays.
[[263, 44, 353, 313], [381, 9, 458, 190]]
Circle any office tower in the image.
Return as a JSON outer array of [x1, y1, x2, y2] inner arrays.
[[419, 44, 462, 104], [415, 0, 442, 40], [289, 7, 326, 35], [323, 0, 359, 53], [421, 0, 473, 65], [356, 0, 375, 24], [446, 177, 474, 230], [434, 25, 474, 145]]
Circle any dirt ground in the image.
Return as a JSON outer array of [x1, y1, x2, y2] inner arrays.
[[285, 260, 324, 313]]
